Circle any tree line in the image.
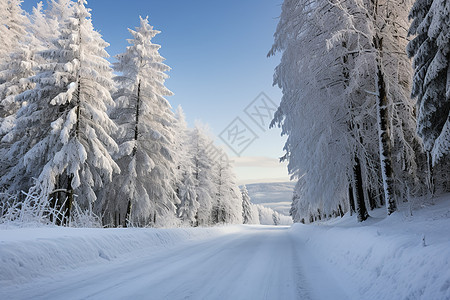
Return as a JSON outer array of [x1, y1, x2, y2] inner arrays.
[[0, 0, 266, 228], [270, 0, 449, 223]]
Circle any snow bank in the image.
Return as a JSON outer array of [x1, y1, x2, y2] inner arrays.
[[290, 193, 450, 300], [0, 225, 240, 286]]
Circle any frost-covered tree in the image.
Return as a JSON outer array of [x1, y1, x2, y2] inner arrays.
[[47, 0, 73, 30], [269, 0, 361, 221], [270, 0, 423, 221], [0, 0, 34, 188], [212, 153, 242, 224], [0, 0, 10, 64], [241, 185, 252, 224], [173, 107, 191, 199], [2, 0, 119, 224], [189, 124, 216, 226], [177, 168, 199, 225], [407, 0, 450, 164], [0, 0, 29, 113], [0, 0, 28, 67], [105, 16, 178, 227], [172, 106, 200, 225], [29, 1, 54, 51]]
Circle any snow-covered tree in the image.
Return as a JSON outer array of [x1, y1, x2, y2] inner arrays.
[[212, 153, 242, 224], [105, 16, 178, 227], [29, 1, 54, 51], [2, 0, 119, 224], [407, 0, 450, 164], [173, 107, 191, 199], [0, 0, 28, 67], [172, 106, 200, 225], [0, 0, 34, 190], [0, 0, 10, 64], [241, 185, 252, 224], [177, 167, 199, 225], [189, 124, 216, 226], [0, 0, 29, 114], [269, 0, 362, 221], [47, 0, 74, 31], [270, 0, 423, 221]]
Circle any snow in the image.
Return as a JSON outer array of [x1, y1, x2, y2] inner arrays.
[[1, 194, 449, 299], [291, 193, 450, 300]]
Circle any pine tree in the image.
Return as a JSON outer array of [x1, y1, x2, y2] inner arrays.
[[47, 0, 74, 30], [407, 0, 450, 164], [0, 0, 28, 67], [0, 0, 33, 190], [0, 0, 29, 118], [213, 153, 242, 224], [2, 0, 119, 224], [105, 16, 178, 227], [177, 168, 199, 226], [29, 1, 54, 51], [189, 124, 216, 226], [241, 185, 252, 224], [0, 0, 10, 64]]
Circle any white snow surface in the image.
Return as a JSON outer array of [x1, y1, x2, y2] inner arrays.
[[1, 194, 449, 300]]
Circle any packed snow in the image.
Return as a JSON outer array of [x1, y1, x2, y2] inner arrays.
[[1, 194, 449, 300]]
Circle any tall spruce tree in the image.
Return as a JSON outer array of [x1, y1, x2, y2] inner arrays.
[[106, 16, 178, 227], [2, 0, 119, 224]]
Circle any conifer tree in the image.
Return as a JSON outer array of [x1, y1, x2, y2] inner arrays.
[[189, 125, 216, 226], [407, 0, 450, 164], [2, 0, 119, 224], [241, 185, 252, 224], [106, 16, 178, 227]]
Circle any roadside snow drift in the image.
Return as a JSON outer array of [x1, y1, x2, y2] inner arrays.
[[0, 226, 240, 285], [290, 194, 450, 300]]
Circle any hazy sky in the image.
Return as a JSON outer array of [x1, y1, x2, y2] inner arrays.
[[22, 0, 290, 184]]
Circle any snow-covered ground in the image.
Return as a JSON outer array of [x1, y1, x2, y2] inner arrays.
[[1, 194, 449, 300]]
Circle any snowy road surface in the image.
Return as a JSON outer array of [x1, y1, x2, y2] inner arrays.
[[1, 226, 349, 300]]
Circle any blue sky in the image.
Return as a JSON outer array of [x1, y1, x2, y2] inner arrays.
[[22, 0, 289, 184]]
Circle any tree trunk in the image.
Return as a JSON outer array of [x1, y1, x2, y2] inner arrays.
[[348, 184, 356, 215], [64, 174, 74, 226], [133, 80, 141, 155], [368, 188, 377, 210], [426, 151, 435, 197], [124, 200, 132, 227], [354, 156, 369, 221], [338, 204, 344, 217], [374, 35, 397, 215]]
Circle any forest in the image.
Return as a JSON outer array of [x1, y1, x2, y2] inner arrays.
[[270, 0, 449, 223], [0, 0, 449, 229], [0, 0, 290, 228]]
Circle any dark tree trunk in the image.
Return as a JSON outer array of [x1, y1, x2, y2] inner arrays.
[[338, 204, 344, 217], [64, 174, 74, 226], [426, 151, 435, 197], [368, 188, 378, 210], [374, 35, 397, 215], [354, 156, 369, 222], [124, 200, 132, 227], [348, 184, 356, 215]]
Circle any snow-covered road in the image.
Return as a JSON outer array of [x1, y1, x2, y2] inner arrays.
[[1, 226, 348, 300]]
